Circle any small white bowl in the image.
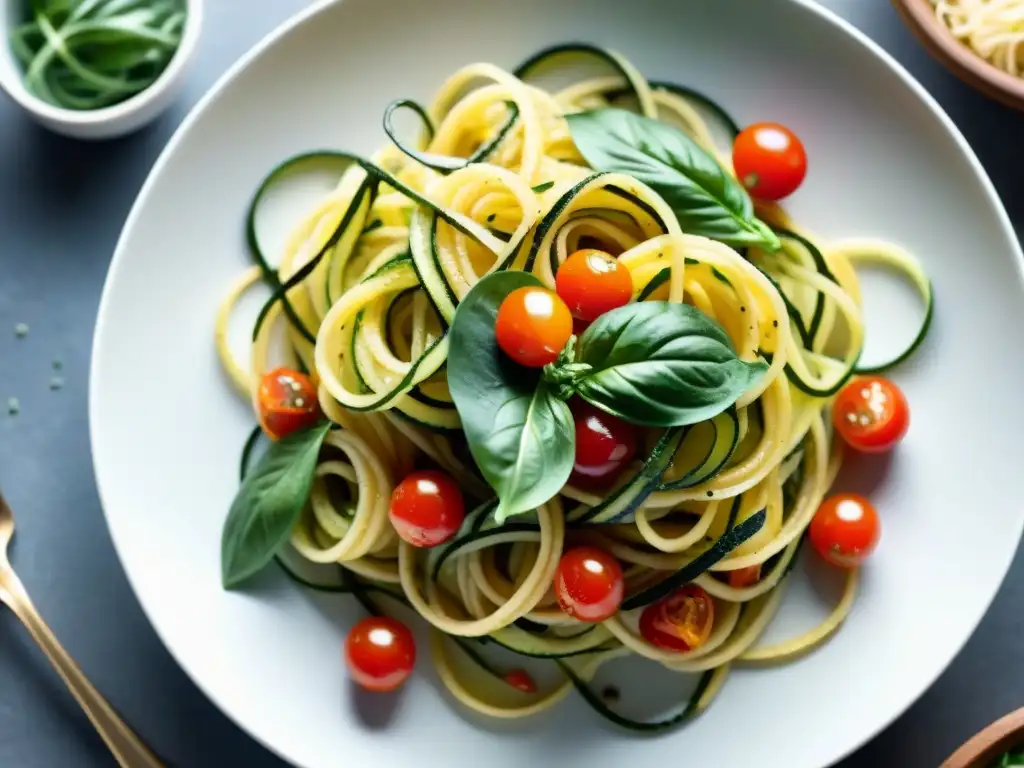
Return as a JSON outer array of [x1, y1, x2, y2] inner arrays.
[[0, 0, 203, 140]]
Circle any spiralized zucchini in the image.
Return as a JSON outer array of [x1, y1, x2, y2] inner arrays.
[[216, 44, 930, 729]]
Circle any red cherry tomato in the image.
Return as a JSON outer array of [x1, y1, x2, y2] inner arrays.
[[727, 565, 761, 589], [572, 316, 592, 336], [639, 585, 715, 652], [810, 493, 880, 568], [732, 122, 807, 201], [344, 616, 416, 692], [258, 367, 321, 440], [555, 249, 634, 321], [553, 546, 624, 623], [832, 376, 910, 453], [495, 286, 573, 368], [503, 669, 537, 693], [389, 470, 465, 548], [571, 401, 638, 484]]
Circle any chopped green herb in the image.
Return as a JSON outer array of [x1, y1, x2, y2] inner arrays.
[[362, 219, 383, 233], [711, 266, 732, 285], [14, 323, 28, 338], [992, 747, 1024, 767], [531, 181, 555, 193], [486, 213, 496, 223]]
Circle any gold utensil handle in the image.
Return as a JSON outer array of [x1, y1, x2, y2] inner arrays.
[[0, 569, 164, 768]]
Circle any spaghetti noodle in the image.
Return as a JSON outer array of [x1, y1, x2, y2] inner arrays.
[[934, 0, 1024, 78], [215, 44, 930, 729]]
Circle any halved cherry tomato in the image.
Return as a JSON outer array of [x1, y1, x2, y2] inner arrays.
[[810, 493, 880, 568], [553, 546, 624, 623], [495, 286, 573, 368], [344, 616, 416, 692], [732, 122, 807, 201], [727, 565, 761, 588], [832, 376, 909, 453], [639, 585, 715, 652], [389, 470, 465, 548], [571, 401, 638, 485], [503, 669, 537, 693], [555, 249, 633, 321], [258, 367, 321, 440]]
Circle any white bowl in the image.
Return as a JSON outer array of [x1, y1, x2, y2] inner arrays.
[[0, 0, 203, 140]]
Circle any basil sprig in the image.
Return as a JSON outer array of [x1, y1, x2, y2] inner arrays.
[[221, 421, 331, 588], [566, 108, 780, 251], [447, 272, 575, 523], [572, 301, 767, 427], [448, 272, 766, 520]]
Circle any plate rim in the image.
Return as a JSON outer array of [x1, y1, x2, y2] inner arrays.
[[88, 1, 1024, 766]]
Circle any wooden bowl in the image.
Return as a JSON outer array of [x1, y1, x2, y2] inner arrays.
[[892, 0, 1024, 110], [942, 707, 1024, 768]]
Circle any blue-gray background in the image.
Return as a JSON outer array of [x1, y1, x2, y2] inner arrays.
[[1, 1, 1022, 765]]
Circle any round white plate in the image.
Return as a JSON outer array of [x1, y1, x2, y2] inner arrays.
[[90, 0, 1024, 766]]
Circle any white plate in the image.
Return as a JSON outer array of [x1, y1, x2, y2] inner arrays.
[[89, 0, 1024, 766]]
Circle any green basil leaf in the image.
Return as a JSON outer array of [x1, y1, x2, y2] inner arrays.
[[566, 108, 780, 250], [574, 301, 767, 427], [221, 421, 331, 588], [448, 271, 574, 522]]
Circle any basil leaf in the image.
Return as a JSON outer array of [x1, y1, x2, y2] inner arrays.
[[566, 108, 779, 250], [221, 422, 331, 588], [574, 301, 767, 427], [448, 271, 574, 522]]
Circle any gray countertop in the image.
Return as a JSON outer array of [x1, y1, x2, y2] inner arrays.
[[1, 1, 1022, 766]]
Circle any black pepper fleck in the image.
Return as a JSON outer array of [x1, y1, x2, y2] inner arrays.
[[706, 490, 713, 497], [772, 320, 778, 327], [740, 306, 746, 312], [601, 686, 620, 703]]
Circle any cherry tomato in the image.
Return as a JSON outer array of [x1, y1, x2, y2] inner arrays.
[[503, 669, 537, 693], [572, 316, 592, 337], [555, 249, 633, 322], [832, 376, 910, 453], [344, 616, 416, 692], [810, 493, 880, 568], [495, 286, 573, 368], [727, 565, 761, 588], [732, 122, 807, 201], [571, 401, 638, 484], [258, 367, 321, 440], [553, 546, 624, 623], [389, 470, 465, 548], [639, 585, 715, 652]]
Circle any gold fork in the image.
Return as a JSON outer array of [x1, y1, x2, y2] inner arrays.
[[0, 489, 164, 768]]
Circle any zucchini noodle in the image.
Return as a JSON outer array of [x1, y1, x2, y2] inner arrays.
[[215, 45, 930, 729]]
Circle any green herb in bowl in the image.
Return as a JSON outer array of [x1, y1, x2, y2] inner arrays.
[[993, 747, 1024, 767], [8, 0, 186, 110]]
